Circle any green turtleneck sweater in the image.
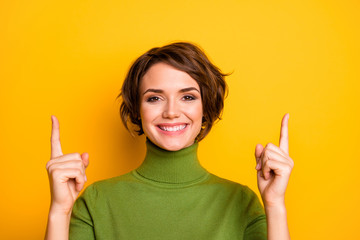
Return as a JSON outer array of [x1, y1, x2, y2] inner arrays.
[[69, 140, 267, 239]]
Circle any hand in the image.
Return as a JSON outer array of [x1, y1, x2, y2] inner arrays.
[[46, 116, 89, 215], [255, 113, 294, 207]]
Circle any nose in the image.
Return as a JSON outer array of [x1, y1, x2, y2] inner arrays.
[[162, 99, 180, 119]]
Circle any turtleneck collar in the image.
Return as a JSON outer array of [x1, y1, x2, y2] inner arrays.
[[135, 138, 209, 184]]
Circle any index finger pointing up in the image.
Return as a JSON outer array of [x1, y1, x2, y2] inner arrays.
[[279, 113, 289, 155], [51, 115, 63, 158]]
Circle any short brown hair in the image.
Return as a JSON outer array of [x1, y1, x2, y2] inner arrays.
[[118, 41, 229, 141]]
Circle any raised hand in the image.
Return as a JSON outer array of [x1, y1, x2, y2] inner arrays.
[[46, 116, 89, 215], [254, 113, 294, 207]]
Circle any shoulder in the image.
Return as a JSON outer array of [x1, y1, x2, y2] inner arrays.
[[79, 171, 136, 199], [205, 173, 265, 218], [207, 173, 258, 195], [207, 174, 265, 223], [207, 173, 263, 208]]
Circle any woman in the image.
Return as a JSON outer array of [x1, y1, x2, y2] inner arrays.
[[45, 42, 293, 240]]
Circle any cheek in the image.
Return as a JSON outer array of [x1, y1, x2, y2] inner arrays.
[[140, 106, 151, 126], [140, 107, 153, 136], [140, 104, 160, 126], [187, 102, 203, 125]]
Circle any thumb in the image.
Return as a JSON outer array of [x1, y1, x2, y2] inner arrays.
[[255, 144, 264, 170], [81, 152, 90, 168]]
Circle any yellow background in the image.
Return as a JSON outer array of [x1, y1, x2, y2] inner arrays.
[[1, 0, 359, 239]]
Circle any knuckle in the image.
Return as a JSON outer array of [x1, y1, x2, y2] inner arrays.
[[264, 159, 272, 166], [51, 168, 61, 178], [47, 165, 53, 174], [263, 149, 271, 158], [287, 157, 294, 168], [74, 153, 82, 160], [79, 164, 86, 173], [290, 160, 294, 169], [75, 168, 82, 175], [47, 164, 58, 175], [74, 160, 83, 168], [285, 164, 293, 173], [45, 161, 51, 170], [267, 143, 278, 151], [265, 143, 273, 149]]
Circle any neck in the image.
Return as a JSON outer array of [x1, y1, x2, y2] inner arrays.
[[135, 139, 208, 184]]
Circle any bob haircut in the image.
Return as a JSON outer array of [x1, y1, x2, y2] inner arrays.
[[118, 41, 229, 141]]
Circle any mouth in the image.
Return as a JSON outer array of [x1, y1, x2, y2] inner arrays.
[[157, 124, 188, 132]]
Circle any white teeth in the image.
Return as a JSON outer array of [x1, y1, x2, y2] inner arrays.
[[159, 124, 186, 132]]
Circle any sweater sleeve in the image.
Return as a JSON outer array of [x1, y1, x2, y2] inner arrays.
[[69, 184, 96, 240], [243, 187, 267, 240]]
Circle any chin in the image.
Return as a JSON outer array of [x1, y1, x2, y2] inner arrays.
[[161, 143, 186, 151], [151, 137, 193, 151]]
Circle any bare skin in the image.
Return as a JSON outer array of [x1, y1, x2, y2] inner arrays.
[[45, 116, 89, 240], [255, 113, 293, 240]]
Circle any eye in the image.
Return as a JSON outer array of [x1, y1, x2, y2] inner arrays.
[[146, 96, 161, 102], [182, 95, 196, 101]]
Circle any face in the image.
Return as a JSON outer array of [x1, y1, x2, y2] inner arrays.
[[139, 62, 203, 151]]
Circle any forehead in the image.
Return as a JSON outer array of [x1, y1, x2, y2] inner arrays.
[[140, 62, 200, 92]]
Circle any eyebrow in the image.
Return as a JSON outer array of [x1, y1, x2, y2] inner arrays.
[[142, 87, 200, 95]]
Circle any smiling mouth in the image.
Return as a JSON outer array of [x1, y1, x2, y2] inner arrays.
[[157, 124, 187, 132]]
